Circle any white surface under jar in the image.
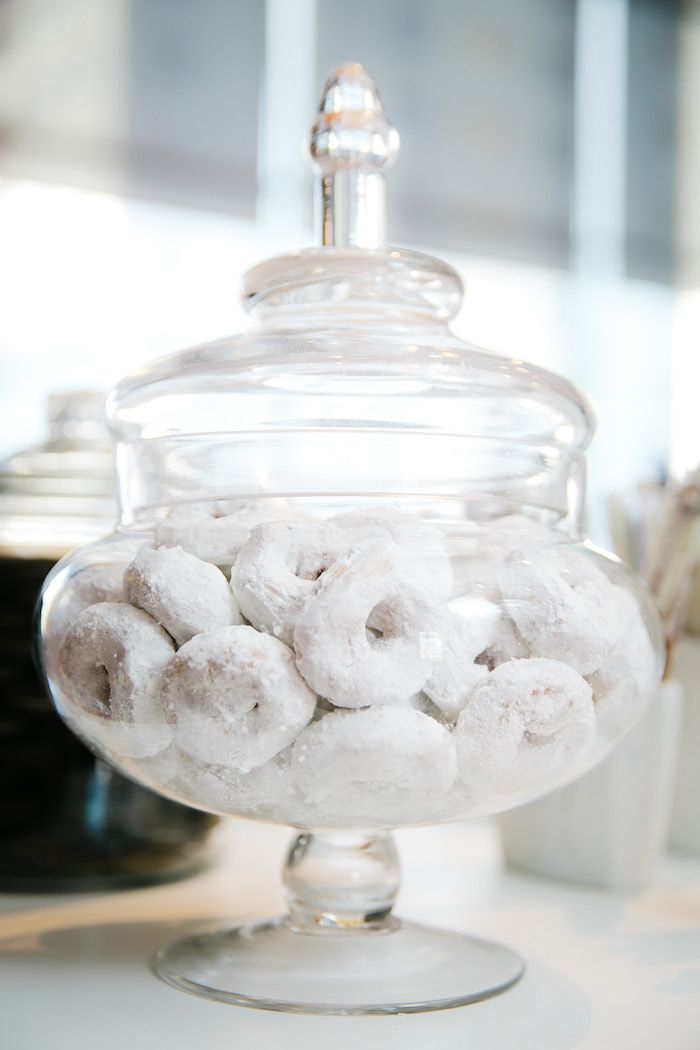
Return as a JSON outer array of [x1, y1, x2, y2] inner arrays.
[[37, 64, 663, 1013]]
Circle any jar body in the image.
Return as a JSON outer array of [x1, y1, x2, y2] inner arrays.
[[40, 494, 663, 832]]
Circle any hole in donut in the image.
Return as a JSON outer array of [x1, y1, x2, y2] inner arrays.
[[295, 563, 317, 581], [475, 649, 496, 671], [295, 551, 333, 583], [367, 599, 398, 640], [367, 600, 396, 646], [90, 664, 111, 715]]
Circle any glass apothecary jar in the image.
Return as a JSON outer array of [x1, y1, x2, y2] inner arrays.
[[0, 392, 216, 890], [39, 66, 663, 1010]]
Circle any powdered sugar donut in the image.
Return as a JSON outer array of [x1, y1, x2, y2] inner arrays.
[[232, 520, 348, 644], [445, 514, 552, 592], [291, 706, 456, 824], [121, 738, 179, 787], [177, 749, 298, 820], [61, 561, 126, 606], [162, 624, 316, 773], [294, 542, 442, 708], [65, 707, 173, 761], [125, 545, 241, 646], [155, 498, 298, 568], [497, 548, 621, 676], [423, 597, 501, 719], [455, 657, 595, 795], [588, 584, 661, 738], [44, 562, 126, 646], [332, 507, 452, 599], [58, 602, 175, 721]]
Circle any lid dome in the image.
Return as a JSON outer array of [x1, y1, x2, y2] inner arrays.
[[108, 64, 594, 529]]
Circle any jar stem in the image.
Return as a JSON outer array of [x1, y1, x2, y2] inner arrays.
[[282, 829, 401, 934]]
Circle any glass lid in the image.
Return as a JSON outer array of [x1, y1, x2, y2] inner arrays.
[[107, 64, 595, 528], [0, 391, 115, 557]]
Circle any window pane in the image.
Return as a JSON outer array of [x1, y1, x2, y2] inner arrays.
[[0, 0, 263, 216], [317, 0, 576, 266]]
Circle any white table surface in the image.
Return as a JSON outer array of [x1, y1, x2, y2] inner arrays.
[[0, 817, 698, 1050]]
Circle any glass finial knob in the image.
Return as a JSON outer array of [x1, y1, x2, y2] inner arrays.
[[308, 63, 399, 249]]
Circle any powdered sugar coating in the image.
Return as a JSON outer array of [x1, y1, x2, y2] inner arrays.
[[176, 749, 298, 819], [332, 507, 452, 600], [423, 598, 501, 719], [588, 584, 661, 738], [125, 544, 240, 645], [497, 547, 622, 675], [162, 624, 316, 773], [58, 601, 175, 721], [232, 520, 348, 645], [45, 562, 126, 648], [291, 706, 457, 824], [294, 542, 441, 708], [67, 707, 173, 761], [155, 499, 298, 568], [455, 657, 595, 794]]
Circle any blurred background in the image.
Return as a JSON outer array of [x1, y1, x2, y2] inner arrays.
[[0, 0, 697, 542]]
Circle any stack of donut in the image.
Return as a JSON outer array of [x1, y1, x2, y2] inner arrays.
[[48, 504, 660, 826]]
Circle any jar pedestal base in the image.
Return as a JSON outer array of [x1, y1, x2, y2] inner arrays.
[[154, 917, 524, 1015]]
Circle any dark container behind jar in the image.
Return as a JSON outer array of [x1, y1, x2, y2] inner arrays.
[[0, 393, 216, 891]]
